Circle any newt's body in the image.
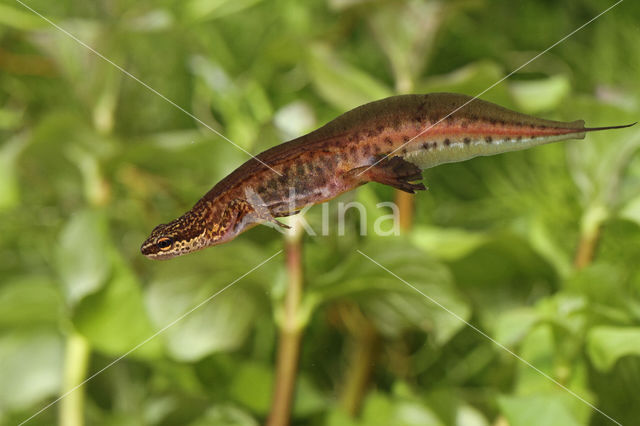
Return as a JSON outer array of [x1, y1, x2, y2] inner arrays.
[[141, 93, 634, 259]]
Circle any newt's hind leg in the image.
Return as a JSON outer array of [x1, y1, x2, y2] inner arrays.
[[347, 156, 426, 194]]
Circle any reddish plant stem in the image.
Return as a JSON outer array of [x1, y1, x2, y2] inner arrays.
[[339, 306, 378, 416], [395, 190, 415, 232], [337, 189, 415, 417], [267, 230, 304, 426]]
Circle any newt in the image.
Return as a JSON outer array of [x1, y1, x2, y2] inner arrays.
[[141, 93, 634, 259]]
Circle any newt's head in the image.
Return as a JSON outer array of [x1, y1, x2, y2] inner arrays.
[[140, 210, 212, 260], [140, 198, 258, 260], [141, 197, 237, 259]]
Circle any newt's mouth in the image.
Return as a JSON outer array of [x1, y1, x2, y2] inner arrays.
[[140, 239, 174, 260]]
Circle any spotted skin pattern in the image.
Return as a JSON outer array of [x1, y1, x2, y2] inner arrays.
[[141, 93, 635, 259]]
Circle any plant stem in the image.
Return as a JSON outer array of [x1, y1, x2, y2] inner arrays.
[[336, 189, 412, 416], [59, 332, 90, 426], [574, 226, 601, 269], [395, 190, 415, 232], [267, 223, 304, 426], [392, 65, 417, 233], [339, 305, 378, 416], [574, 204, 607, 269]]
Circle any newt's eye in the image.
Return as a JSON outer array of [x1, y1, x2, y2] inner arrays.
[[157, 237, 173, 251]]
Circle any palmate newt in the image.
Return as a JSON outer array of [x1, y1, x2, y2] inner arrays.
[[141, 93, 634, 260]]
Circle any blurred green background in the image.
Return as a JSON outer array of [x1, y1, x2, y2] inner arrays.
[[1, 0, 640, 425]]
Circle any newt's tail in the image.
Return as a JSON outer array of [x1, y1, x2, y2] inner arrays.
[[584, 122, 637, 132], [404, 120, 637, 170]]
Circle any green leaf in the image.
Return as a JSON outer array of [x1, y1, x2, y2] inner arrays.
[[498, 393, 582, 426], [587, 326, 640, 371], [360, 392, 393, 426], [0, 276, 63, 328], [307, 44, 392, 111], [410, 225, 488, 261], [368, 0, 444, 93], [522, 215, 572, 279], [0, 330, 63, 411], [72, 256, 162, 359], [144, 243, 277, 361], [123, 9, 175, 33], [565, 263, 631, 321], [0, 133, 28, 210], [493, 307, 539, 347], [310, 239, 470, 345], [620, 194, 640, 228], [326, 408, 359, 426], [359, 391, 444, 426], [455, 404, 489, 426], [229, 361, 272, 414], [30, 20, 103, 91], [509, 323, 592, 425], [189, 55, 263, 150], [65, 144, 110, 206], [273, 101, 317, 141], [229, 361, 325, 417], [565, 98, 640, 210], [0, 3, 46, 30], [0, 108, 23, 131], [509, 74, 571, 114], [512, 324, 555, 393], [55, 209, 112, 306], [185, 0, 263, 21], [416, 61, 513, 108], [188, 404, 258, 426], [146, 277, 257, 361]]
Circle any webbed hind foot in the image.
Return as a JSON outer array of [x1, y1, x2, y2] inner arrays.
[[347, 156, 426, 194]]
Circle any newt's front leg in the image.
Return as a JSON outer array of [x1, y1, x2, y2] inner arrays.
[[227, 197, 291, 233]]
